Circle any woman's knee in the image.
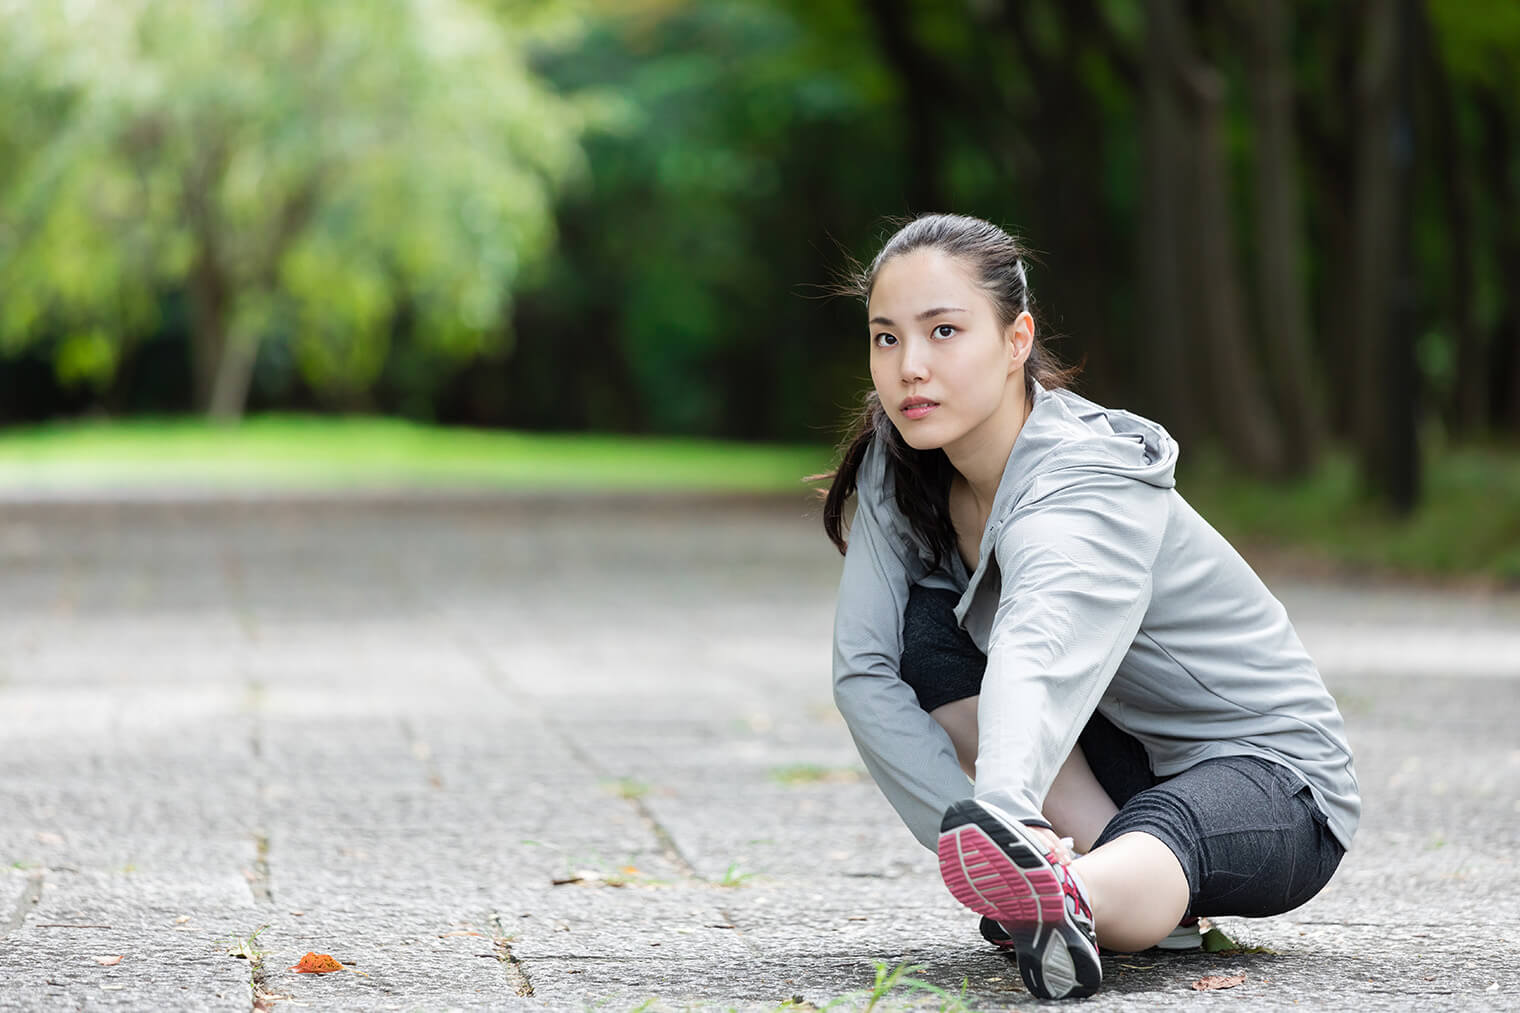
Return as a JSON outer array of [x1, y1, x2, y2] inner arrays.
[[1095, 756, 1343, 918], [900, 584, 984, 712]]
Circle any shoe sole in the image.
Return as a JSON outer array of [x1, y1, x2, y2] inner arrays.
[[938, 800, 1101, 1000]]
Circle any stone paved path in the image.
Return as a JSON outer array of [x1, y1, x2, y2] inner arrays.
[[1, 494, 1517, 1010]]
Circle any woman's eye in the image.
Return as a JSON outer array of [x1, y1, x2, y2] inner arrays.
[[873, 332, 897, 348], [933, 324, 956, 339]]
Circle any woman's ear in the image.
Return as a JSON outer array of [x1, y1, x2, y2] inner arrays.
[[1006, 311, 1035, 372]]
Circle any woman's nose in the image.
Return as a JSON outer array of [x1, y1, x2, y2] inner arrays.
[[900, 338, 929, 383]]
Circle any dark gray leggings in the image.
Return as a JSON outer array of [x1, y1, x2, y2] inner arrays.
[[901, 584, 1344, 918]]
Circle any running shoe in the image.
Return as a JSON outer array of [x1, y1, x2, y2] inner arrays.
[[1155, 917, 1202, 950], [939, 799, 1101, 1000]]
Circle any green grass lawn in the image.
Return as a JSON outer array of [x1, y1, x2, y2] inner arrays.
[[0, 415, 835, 494], [1180, 443, 1520, 585], [0, 415, 1515, 583]]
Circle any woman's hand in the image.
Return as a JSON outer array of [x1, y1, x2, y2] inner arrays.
[[1023, 824, 1076, 865]]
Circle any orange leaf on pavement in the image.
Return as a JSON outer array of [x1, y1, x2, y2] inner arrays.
[[289, 951, 344, 974]]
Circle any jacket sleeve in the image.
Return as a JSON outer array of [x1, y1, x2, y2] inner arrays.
[[832, 452, 972, 851], [972, 471, 1168, 825]]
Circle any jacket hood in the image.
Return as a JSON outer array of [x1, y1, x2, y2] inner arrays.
[[985, 383, 1178, 531], [944, 382, 1179, 606]]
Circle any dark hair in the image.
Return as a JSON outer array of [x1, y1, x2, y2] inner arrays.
[[819, 213, 1077, 562]]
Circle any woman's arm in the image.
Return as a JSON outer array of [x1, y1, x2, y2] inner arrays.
[[972, 471, 1169, 828], [832, 455, 972, 851]]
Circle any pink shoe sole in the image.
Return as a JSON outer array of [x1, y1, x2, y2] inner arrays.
[[938, 799, 1101, 1000]]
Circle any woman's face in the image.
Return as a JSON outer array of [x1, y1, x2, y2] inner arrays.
[[867, 248, 1030, 455]]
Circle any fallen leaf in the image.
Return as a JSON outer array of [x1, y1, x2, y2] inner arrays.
[[93, 956, 124, 966], [1192, 973, 1247, 991], [289, 952, 344, 974], [1201, 927, 1240, 952]]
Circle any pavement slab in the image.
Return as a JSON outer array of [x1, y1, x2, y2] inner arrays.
[[1, 495, 1517, 1010]]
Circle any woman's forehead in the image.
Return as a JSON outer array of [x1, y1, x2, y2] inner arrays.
[[869, 249, 983, 317]]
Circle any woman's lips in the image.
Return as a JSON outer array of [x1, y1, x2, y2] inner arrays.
[[900, 400, 939, 420]]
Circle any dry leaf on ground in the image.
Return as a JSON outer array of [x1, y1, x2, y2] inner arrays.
[[1192, 972, 1247, 991], [289, 952, 344, 974], [93, 955, 124, 966]]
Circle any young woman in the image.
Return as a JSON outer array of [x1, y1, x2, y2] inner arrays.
[[823, 214, 1357, 1000]]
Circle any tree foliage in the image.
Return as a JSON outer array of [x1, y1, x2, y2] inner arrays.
[[0, 0, 585, 418], [4, 0, 1520, 512]]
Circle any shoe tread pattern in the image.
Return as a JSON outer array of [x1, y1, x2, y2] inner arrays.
[[938, 800, 1101, 1000]]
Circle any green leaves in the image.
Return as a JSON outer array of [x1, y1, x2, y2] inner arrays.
[[0, 0, 586, 415]]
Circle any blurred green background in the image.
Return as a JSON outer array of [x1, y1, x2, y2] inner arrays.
[[1, 0, 1517, 579]]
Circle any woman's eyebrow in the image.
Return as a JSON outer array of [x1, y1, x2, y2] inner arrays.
[[868, 306, 968, 326]]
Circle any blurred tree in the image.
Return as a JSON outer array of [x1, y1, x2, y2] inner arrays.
[[1139, 0, 1197, 449], [1247, 0, 1324, 474], [1427, 0, 1520, 433], [0, 0, 585, 420], [1, 0, 1515, 498], [507, 0, 896, 438], [1146, 0, 1287, 476], [1348, 0, 1415, 508]]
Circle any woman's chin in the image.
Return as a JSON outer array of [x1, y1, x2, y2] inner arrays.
[[895, 425, 950, 452]]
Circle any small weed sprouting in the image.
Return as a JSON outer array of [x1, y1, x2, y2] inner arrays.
[[770, 765, 863, 787], [218, 923, 269, 962], [604, 778, 652, 800], [716, 861, 754, 888], [820, 961, 978, 1013]]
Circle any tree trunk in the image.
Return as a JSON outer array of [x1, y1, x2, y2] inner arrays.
[[993, 0, 1120, 405], [1479, 91, 1520, 432], [206, 329, 260, 424], [1186, 75, 1286, 477], [1348, 0, 1403, 498], [1167, 8, 1284, 478], [860, 0, 949, 212], [186, 254, 228, 416], [1385, 0, 1421, 511], [1137, 0, 1197, 448], [1421, 6, 1482, 433], [1248, 0, 1325, 474], [1297, 3, 1360, 439], [181, 139, 237, 418]]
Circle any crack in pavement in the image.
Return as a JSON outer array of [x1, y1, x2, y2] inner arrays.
[[459, 629, 763, 957], [4, 870, 44, 935], [489, 912, 535, 997], [246, 831, 273, 907]]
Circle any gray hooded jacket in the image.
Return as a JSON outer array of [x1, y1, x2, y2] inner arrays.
[[832, 385, 1359, 852]]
